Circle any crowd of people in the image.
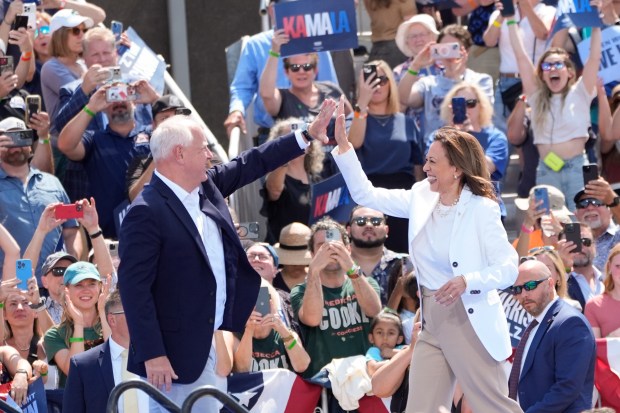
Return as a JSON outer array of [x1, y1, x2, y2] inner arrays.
[[0, 0, 620, 412]]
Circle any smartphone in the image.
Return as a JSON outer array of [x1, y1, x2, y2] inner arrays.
[[25, 95, 41, 124], [582, 164, 598, 186], [4, 130, 33, 147], [0, 56, 14, 75], [238, 222, 259, 239], [255, 286, 271, 316], [325, 228, 340, 242], [16, 259, 32, 291], [362, 63, 377, 81], [54, 203, 84, 220], [22, 3, 36, 30], [111, 20, 123, 42], [12, 14, 29, 30], [452, 97, 467, 124], [564, 223, 582, 253], [534, 187, 550, 214], [101, 66, 122, 83], [105, 83, 137, 102], [430, 43, 461, 60], [500, 0, 516, 17]]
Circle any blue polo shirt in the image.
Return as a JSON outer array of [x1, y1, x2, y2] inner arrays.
[[0, 167, 78, 282], [82, 125, 151, 238]]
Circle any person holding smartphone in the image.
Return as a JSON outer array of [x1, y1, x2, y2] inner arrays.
[[331, 98, 522, 412]]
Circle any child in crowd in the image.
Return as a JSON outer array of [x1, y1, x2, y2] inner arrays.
[[387, 271, 420, 344], [366, 310, 406, 376]]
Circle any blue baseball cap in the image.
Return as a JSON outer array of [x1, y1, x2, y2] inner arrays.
[[63, 262, 101, 285]]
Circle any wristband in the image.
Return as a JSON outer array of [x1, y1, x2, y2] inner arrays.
[[89, 229, 103, 239], [353, 110, 367, 119], [287, 338, 297, 350], [69, 337, 85, 343], [268, 50, 280, 58], [21, 52, 32, 61], [83, 106, 95, 117], [38, 138, 50, 145], [493, 20, 502, 28], [40, 372, 48, 377], [521, 224, 534, 234], [467, 0, 477, 8], [507, 20, 518, 26], [407, 68, 419, 76], [346, 264, 359, 276], [0, 303, 3, 309], [518, 94, 527, 103]]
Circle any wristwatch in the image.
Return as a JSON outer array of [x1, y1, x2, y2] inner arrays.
[[607, 196, 620, 208], [346, 264, 362, 280], [294, 123, 313, 142]]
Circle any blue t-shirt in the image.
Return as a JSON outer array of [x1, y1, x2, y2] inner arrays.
[[365, 344, 406, 362], [82, 125, 151, 238], [355, 113, 422, 177]]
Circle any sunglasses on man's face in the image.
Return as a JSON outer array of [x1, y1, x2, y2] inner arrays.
[[508, 277, 549, 295], [576, 198, 604, 209], [50, 267, 67, 277], [353, 216, 384, 227], [286, 63, 316, 72], [541, 61, 566, 71]]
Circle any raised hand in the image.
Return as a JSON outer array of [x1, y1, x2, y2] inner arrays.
[[334, 95, 350, 153], [307, 98, 337, 143]]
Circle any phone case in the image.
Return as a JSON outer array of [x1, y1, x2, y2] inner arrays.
[[582, 164, 598, 186], [564, 224, 582, 253], [255, 287, 271, 316], [16, 259, 32, 290], [534, 188, 550, 213], [452, 97, 467, 124], [54, 204, 84, 220]]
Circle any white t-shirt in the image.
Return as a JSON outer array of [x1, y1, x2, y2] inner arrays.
[[490, 3, 556, 74]]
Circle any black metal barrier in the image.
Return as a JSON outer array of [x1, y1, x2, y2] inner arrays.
[[106, 380, 249, 413]]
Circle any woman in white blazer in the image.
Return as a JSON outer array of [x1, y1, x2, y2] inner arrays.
[[331, 100, 522, 413]]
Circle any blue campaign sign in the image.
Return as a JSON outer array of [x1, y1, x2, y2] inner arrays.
[[5, 377, 48, 412], [274, 0, 358, 57], [554, 0, 604, 28], [118, 27, 167, 94], [309, 173, 356, 225]]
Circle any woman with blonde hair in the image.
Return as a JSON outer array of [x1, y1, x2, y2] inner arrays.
[[528, 245, 582, 310], [584, 244, 620, 338]]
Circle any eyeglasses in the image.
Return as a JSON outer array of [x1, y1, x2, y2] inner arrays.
[[576, 198, 605, 209], [541, 61, 566, 71], [406, 32, 430, 40], [580, 238, 593, 247], [50, 267, 67, 277], [508, 277, 549, 295], [286, 63, 316, 72], [528, 245, 555, 255], [353, 216, 385, 227], [246, 253, 272, 262], [109, 310, 125, 315], [465, 99, 478, 108], [69, 26, 88, 36], [35, 25, 50, 38], [376, 75, 389, 86]]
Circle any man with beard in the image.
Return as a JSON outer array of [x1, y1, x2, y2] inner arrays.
[[0, 117, 80, 281], [347, 206, 412, 305], [290, 217, 382, 378], [562, 223, 605, 311], [58, 82, 157, 238], [573, 181, 620, 270]]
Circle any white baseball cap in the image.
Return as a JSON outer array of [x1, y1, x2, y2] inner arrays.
[[50, 9, 94, 34], [0, 117, 26, 131]]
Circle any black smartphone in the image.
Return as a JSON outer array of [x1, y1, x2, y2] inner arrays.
[[582, 164, 598, 186], [25, 95, 41, 123], [255, 286, 271, 316], [12, 15, 29, 30], [500, 0, 516, 17], [534, 187, 550, 214], [452, 97, 467, 124], [564, 223, 582, 253], [362, 64, 377, 81]]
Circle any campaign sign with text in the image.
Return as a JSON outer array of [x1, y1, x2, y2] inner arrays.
[[118, 27, 166, 95], [4, 378, 48, 412], [274, 0, 358, 56], [577, 26, 620, 84], [310, 173, 356, 225], [556, 0, 604, 28]]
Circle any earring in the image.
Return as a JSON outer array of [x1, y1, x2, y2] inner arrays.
[[454, 175, 458, 180]]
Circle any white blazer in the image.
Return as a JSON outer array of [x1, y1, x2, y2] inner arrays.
[[332, 147, 517, 361]]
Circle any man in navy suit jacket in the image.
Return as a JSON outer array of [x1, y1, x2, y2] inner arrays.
[[118, 101, 337, 410], [510, 260, 595, 413]]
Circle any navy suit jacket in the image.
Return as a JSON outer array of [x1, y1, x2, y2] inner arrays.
[[118, 132, 305, 383], [63, 341, 115, 413], [566, 274, 586, 312], [517, 299, 595, 413]]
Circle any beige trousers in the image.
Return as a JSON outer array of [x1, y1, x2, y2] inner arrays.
[[406, 287, 523, 413]]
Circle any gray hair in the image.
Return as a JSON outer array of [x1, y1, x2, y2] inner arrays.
[[150, 115, 199, 161]]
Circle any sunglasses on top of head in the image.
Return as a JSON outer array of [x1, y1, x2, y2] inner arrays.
[[540, 61, 566, 71], [286, 63, 316, 72], [508, 277, 549, 295]]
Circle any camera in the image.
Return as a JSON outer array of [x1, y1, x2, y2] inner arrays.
[[106, 83, 137, 102], [238, 222, 259, 239], [430, 43, 461, 60], [102, 66, 122, 83], [4, 130, 34, 147], [0, 56, 14, 75]]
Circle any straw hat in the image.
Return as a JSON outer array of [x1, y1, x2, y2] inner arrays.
[[274, 222, 312, 266], [395, 14, 439, 57]]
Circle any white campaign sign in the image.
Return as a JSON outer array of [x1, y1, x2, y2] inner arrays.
[[578, 26, 620, 84]]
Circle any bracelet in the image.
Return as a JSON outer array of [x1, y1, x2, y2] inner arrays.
[[287, 338, 298, 350], [521, 224, 534, 234], [346, 264, 359, 276], [468, 0, 477, 8], [69, 337, 85, 343], [89, 229, 103, 239], [507, 20, 518, 26], [0, 303, 4, 309], [493, 20, 502, 28], [38, 138, 50, 145], [353, 110, 367, 119], [21, 52, 32, 61], [407, 68, 419, 76], [15, 369, 28, 376], [40, 372, 48, 376], [268, 50, 280, 58], [83, 106, 95, 117]]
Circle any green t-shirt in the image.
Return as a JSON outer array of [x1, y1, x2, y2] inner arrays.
[[251, 331, 292, 372], [291, 277, 380, 378], [43, 324, 103, 388]]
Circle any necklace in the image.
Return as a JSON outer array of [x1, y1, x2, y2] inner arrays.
[[435, 196, 459, 218], [371, 114, 392, 127]]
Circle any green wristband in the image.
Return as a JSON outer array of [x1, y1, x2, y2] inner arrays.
[[268, 50, 281, 58], [507, 20, 518, 25], [287, 338, 297, 350], [69, 337, 85, 343], [83, 106, 95, 117], [407, 68, 419, 76], [0, 302, 3, 309]]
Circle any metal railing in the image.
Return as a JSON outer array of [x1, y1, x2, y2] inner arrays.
[[181, 385, 250, 413]]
